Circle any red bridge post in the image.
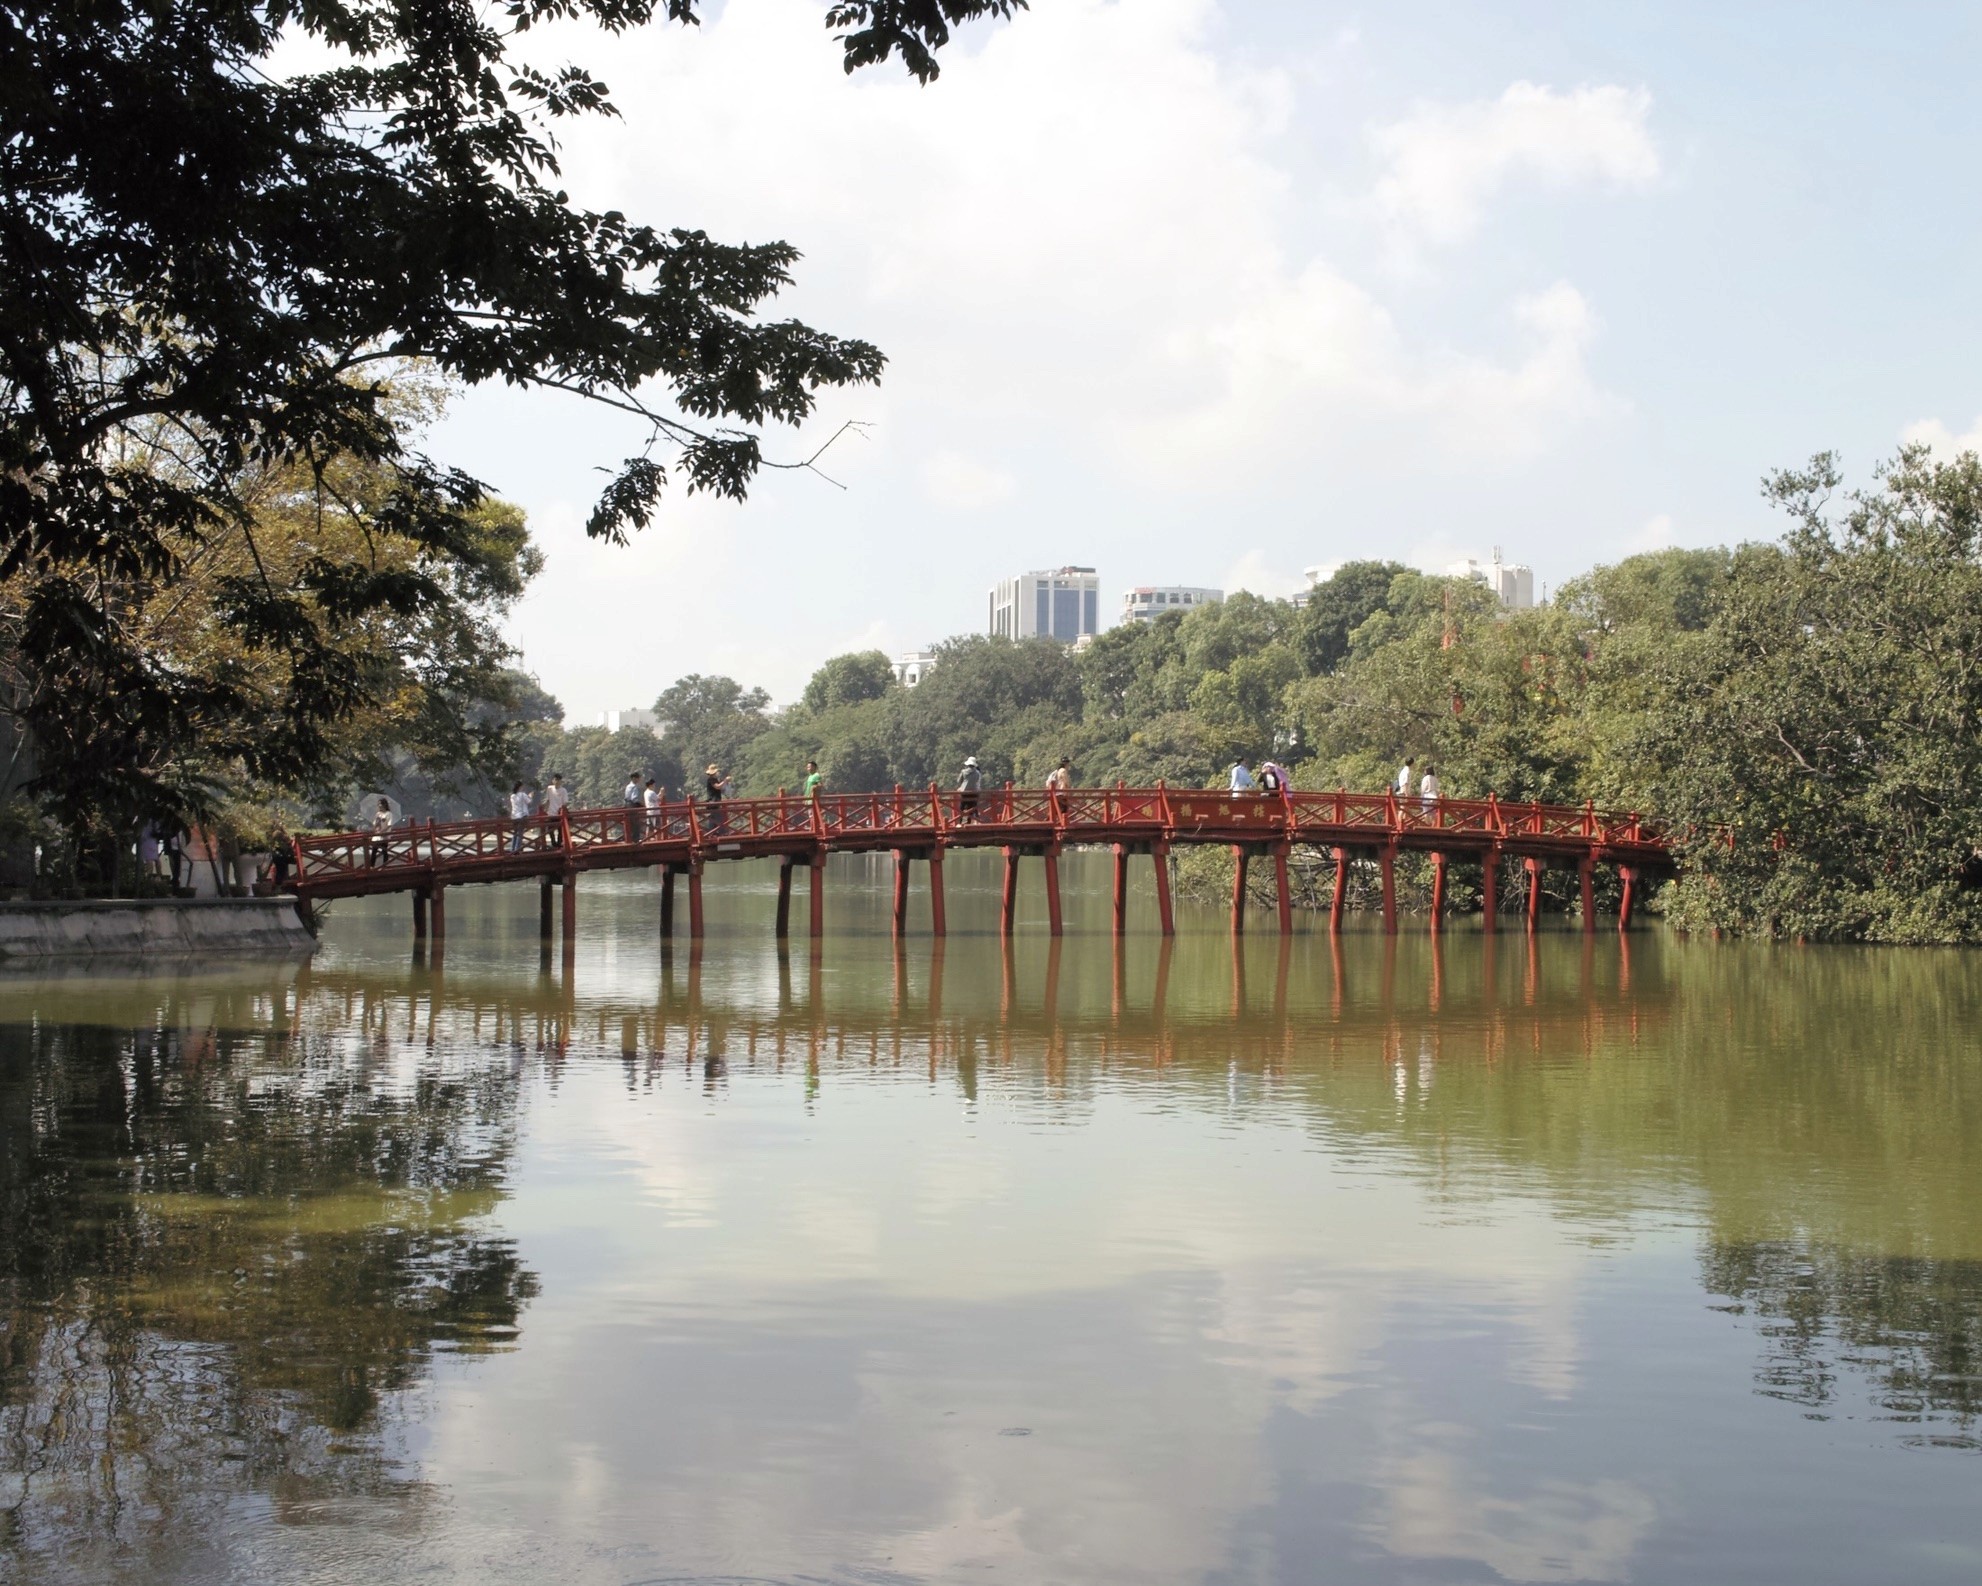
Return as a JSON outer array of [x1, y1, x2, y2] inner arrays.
[[776, 856, 795, 939], [930, 849, 947, 937], [1153, 843, 1175, 937], [413, 888, 428, 942], [1429, 852, 1446, 933], [809, 852, 826, 938], [1618, 864, 1637, 931], [1481, 846, 1499, 934], [891, 852, 910, 937], [1112, 844, 1129, 935], [1044, 846, 1064, 938], [1579, 854, 1597, 934], [1273, 842, 1293, 936], [1379, 844, 1398, 935], [1001, 848, 1019, 936], [1231, 845, 1249, 936], [1525, 857, 1545, 933]]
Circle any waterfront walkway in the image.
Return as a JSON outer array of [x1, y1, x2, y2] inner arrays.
[[290, 786, 1675, 946]]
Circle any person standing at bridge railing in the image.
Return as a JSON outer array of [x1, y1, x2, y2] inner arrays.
[[508, 782, 535, 852], [704, 763, 732, 835], [622, 771, 643, 842], [802, 760, 824, 799], [1229, 757, 1256, 795], [1045, 757, 1072, 797], [957, 756, 982, 822], [1419, 764, 1441, 813], [1259, 759, 1288, 797], [368, 798, 394, 867], [643, 778, 662, 839]]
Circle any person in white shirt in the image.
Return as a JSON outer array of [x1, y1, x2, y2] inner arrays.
[[1045, 757, 1072, 795], [1419, 764, 1441, 811], [1229, 758, 1256, 794], [1396, 758, 1414, 799], [622, 772, 643, 841], [508, 781, 534, 852], [643, 778, 662, 840], [541, 774, 568, 846]]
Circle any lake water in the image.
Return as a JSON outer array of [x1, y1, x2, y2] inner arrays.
[[3, 853, 1980, 1585]]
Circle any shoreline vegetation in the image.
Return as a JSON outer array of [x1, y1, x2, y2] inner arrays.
[[464, 446, 1980, 946]]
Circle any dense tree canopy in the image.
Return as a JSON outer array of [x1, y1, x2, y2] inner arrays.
[[0, 0, 1018, 870]]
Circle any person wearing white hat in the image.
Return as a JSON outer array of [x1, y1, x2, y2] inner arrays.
[[957, 755, 983, 823]]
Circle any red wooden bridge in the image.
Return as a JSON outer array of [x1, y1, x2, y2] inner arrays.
[[290, 785, 1675, 949]]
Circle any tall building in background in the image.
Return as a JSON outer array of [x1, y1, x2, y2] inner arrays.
[[1447, 548, 1536, 610], [1119, 585, 1223, 625], [597, 708, 658, 733], [895, 649, 937, 687], [988, 567, 1100, 643]]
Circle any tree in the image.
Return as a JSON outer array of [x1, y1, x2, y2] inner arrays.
[[801, 650, 896, 714], [1293, 560, 1409, 674], [0, 0, 1019, 846], [1637, 448, 1982, 941], [0, 376, 542, 877], [652, 674, 772, 782]]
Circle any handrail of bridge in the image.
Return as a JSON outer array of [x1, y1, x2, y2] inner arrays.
[[289, 784, 1674, 888]]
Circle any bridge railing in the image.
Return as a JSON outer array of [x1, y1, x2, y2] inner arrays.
[[698, 792, 821, 842], [1050, 785, 1169, 830]]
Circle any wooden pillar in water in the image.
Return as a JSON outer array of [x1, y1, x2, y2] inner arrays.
[[808, 852, 825, 938], [688, 862, 704, 940], [540, 878, 556, 944], [1112, 844, 1129, 936], [1579, 854, 1596, 934], [1000, 848, 1020, 936], [1481, 846, 1499, 935], [1329, 847, 1349, 934], [1152, 843, 1175, 937], [1043, 846, 1064, 938], [1429, 852, 1446, 934], [560, 873, 575, 954], [1525, 857, 1544, 933], [413, 888, 428, 942], [1273, 842, 1293, 936], [430, 883, 446, 943], [660, 866, 676, 939], [1379, 844, 1398, 936], [775, 856, 794, 939], [1618, 865, 1637, 931], [1231, 845, 1250, 936], [891, 851, 910, 937], [929, 849, 946, 937]]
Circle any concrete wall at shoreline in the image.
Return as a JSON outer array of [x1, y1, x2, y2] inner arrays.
[[0, 898, 316, 960]]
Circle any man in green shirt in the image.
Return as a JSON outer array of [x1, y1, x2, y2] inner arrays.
[[802, 760, 824, 799]]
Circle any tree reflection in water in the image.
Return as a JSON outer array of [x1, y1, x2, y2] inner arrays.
[[0, 1016, 536, 1581], [1705, 1241, 1982, 1444]]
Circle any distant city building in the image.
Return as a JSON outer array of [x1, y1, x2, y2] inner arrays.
[[1293, 563, 1341, 610], [1447, 548, 1536, 610], [896, 649, 937, 687], [1119, 585, 1223, 625], [597, 708, 658, 733], [988, 567, 1100, 644]]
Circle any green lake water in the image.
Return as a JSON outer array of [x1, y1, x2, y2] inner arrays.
[[3, 851, 1980, 1584]]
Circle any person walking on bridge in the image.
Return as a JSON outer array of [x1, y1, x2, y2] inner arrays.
[[1419, 763, 1441, 814], [542, 774, 569, 846], [957, 756, 982, 823], [367, 798, 393, 867], [1396, 757, 1414, 800], [508, 781, 535, 852], [1045, 757, 1072, 798]]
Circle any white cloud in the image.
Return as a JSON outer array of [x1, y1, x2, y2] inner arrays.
[[458, 3, 1658, 710], [1373, 82, 1660, 246], [921, 449, 1018, 510], [1901, 414, 1982, 457], [1220, 549, 1306, 600]]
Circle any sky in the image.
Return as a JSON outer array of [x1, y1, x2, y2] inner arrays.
[[419, 0, 1982, 719]]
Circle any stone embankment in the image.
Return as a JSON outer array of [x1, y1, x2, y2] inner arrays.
[[0, 898, 316, 960]]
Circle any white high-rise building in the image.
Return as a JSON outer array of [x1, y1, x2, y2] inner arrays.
[[1447, 548, 1536, 610], [1119, 585, 1223, 625], [988, 567, 1100, 644], [598, 708, 658, 733]]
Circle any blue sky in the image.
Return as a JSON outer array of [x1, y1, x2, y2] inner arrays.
[[428, 0, 1982, 718]]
